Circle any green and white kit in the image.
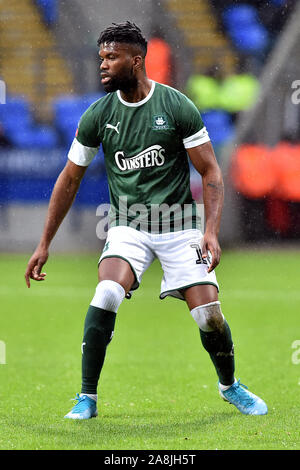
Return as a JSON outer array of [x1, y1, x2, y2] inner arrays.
[[68, 80, 218, 298]]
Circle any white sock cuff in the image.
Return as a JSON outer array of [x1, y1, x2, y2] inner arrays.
[[219, 379, 237, 391], [80, 393, 97, 402], [90, 280, 125, 312], [191, 301, 220, 313], [190, 301, 223, 331]]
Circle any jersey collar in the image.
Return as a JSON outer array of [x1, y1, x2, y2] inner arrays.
[[116, 80, 155, 107]]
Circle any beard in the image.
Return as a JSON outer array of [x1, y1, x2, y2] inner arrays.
[[102, 68, 138, 94]]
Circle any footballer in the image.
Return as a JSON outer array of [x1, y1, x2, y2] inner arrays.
[[25, 22, 267, 419]]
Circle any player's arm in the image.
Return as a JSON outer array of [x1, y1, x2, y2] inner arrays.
[[25, 101, 101, 287], [187, 141, 224, 272], [24, 160, 87, 287]]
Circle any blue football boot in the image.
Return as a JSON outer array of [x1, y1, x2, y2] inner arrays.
[[64, 393, 98, 420], [218, 379, 268, 415]]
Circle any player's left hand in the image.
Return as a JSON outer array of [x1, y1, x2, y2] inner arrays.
[[201, 231, 221, 273]]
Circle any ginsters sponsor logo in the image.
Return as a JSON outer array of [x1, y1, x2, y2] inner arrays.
[[114, 145, 165, 171]]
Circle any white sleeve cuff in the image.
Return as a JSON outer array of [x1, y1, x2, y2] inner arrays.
[[68, 138, 99, 167], [183, 127, 210, 149]]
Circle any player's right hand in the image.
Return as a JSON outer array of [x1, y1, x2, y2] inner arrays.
[[24, 247, 49, 288]]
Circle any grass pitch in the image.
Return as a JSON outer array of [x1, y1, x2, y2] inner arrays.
[[0, 250, 299, 450]]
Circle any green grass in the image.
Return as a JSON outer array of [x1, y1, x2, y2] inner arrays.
[[0, 250, 299, 450]]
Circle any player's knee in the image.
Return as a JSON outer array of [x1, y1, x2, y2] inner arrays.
[[190, 301, 225, 332], [90, 280, 125, 313]]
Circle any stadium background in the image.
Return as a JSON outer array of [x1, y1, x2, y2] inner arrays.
[[0, 0, 299, 451], [1, 0, 299, 251]]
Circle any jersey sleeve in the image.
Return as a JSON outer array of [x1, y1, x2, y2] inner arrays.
[[68, 105, 101, 167], [177, 94, 210, 149]]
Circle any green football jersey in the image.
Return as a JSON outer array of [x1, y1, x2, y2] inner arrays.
[[68, 80, 210, 232]]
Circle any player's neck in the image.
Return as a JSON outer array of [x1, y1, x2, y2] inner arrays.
[[119, 77, 152, 104]]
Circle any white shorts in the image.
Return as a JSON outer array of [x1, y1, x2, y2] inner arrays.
[[99, 226, 219, 301]]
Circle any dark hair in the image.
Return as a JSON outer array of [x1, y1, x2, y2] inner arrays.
[[97, 21, 147, 57]]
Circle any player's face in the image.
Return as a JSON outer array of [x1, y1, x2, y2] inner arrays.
[[99, 42, 138, 93]]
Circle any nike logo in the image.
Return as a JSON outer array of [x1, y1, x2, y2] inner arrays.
[[106, 122, 120, 134], [81, 342, 86, 354]]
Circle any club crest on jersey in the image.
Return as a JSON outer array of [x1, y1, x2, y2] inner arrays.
[[152, 114, 169, 130], [115, 145, 165, 171]]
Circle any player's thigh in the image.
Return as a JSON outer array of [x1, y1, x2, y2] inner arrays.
[[183, 283, 218, 311], [98, 257, 135, 294], [156, 229, 219, 301], [98, 226, 155, 295]]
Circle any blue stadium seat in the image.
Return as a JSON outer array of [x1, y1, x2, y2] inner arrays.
[[82, 92, 105, 108], [230, 24, 269, 53], [36, 0, 58, 25], [0, 96, 33, 132], [53, 93, 105, 146], [53, 95, 85, 116], [8, 125, 58, 149], [222, 5, 258, 29], [53, 95, 86, 145], [0, 95, 59, 149], [201, 111, 234, 145], [222, 4, 270, 54], [202, 110, 231, 128]]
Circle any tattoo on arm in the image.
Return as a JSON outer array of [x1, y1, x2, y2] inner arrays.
[[207, 182, 224, 192]]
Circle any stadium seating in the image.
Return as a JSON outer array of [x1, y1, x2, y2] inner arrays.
[[0, 0, 74, 122], [53, 93, 105, 147], [222, 4, 258, 29], [35, 0, 58, 25], [0, 96, 33, 134], [201, 110, 234, 146], [229, 24, 269, 54], [81, 93, 105, 108], [0, 93, 105, 150], [10, 125, 58, 149], [222, 4, 270, 54], [166, 0, 236, 76], [53, 95, 85, 146], [0, 95, 58, 149]]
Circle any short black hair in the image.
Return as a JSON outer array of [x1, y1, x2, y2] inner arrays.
[[97, 21, 147, 57]]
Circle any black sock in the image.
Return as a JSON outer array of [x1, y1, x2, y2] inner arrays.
[[81, 305, 116, 395], [199, 320, 235, 386]]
